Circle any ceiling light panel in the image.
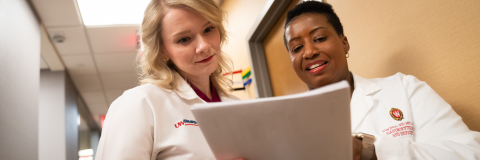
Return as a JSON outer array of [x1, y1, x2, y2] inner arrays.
[[77, 0, 150, 26], [86, 26, 139, 53]]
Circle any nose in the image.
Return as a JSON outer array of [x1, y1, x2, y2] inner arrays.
[[195, 36, 211, 54], [303, 42, 319, 60]]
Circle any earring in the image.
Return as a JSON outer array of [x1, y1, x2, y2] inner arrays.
[[164, 58, 168, 62], [346, 52, 349, 58]]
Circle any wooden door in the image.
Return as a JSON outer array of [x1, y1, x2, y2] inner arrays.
[[262, 0, 308, 97]]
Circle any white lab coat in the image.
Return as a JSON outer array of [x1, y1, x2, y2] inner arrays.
[[95, 75, 239, 160], [351, 72, 480, 160]]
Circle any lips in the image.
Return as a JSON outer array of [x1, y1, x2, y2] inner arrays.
[[305, 60, 328, 74], [306, 60, 328, 71], [196, 55, 214, 63]]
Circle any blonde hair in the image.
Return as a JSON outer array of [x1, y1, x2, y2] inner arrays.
[[138, 0, 233, 95]]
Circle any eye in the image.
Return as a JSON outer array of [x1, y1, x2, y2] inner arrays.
[[204, 26, 215, 33], [292, 45, 303, 53], [177, 37, 191, 43], [314, 36, 327, 42]]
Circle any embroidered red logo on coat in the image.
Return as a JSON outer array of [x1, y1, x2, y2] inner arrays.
[[382, 121, 413, 137], [389, 108, 403, 121], [174, 119, 198, 128]]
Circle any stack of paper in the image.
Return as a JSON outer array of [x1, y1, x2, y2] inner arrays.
[[192, 81, 352, 160]]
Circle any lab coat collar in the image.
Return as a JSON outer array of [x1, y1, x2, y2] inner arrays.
[[350, 73, 382, 131], [175, 74, 198, 100], [174, 72, 236, 102], [352, 73, 382, 96]]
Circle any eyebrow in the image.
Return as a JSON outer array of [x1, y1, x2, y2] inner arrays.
[[172, 22, 212, 37], [202, 21, 211, 27], [288, 27, 325, 44]]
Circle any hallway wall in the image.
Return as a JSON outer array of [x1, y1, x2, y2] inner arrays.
[[0, 0, 40, 159], [221, 0, 269, 99], [39, 70, 67, 160], [39, 70, 79, 160]]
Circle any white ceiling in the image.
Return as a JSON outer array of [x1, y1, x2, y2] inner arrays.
[[40, 25, 64, 71], [87, 26, 139, 53], [33, 0, 83, 27], [47, 26, 91, 55], [40, 56, 49, 69]]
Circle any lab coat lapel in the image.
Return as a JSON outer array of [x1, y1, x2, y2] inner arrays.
[[350, 73, 382, 132], [174, 73, 236, 102], [174, 74, 200, 101]]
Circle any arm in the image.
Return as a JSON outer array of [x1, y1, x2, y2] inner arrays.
[[95, 90, 155, 160], [375, 74, 480, 160]]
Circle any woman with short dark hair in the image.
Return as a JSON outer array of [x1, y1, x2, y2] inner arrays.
[[284, 1, 480, 159]]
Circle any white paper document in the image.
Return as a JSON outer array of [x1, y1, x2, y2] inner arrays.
[[192, 81, 352, 160]]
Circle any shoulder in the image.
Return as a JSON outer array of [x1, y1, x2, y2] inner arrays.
[[107, 85, 153, 114], [226, 93, 241, 100], [353, 72, 428, 97], [355, 72, 434, 101], [108, 83, 178, 114], [393, 73, 427, 90], [367, 72, 402, 83], [216, 92, 241, 102], [130, 83, 175, 95], [116, 83, 175, 102], [363, 72, 422, 88]]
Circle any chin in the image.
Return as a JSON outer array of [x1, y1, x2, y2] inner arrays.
[[203, 66, 218, 76], [306, 77, 332, 89]]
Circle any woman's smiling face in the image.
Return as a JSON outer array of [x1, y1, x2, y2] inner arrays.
[[285, 13, 350, 89], [161, 7, 221, 79]]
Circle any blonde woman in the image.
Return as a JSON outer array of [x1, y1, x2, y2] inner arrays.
[[95, 0, 239, 159]]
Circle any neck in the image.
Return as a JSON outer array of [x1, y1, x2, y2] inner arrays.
[[307, 71, 355, 97], [180, 71, 212, 99], [346, 71, 354, 96]]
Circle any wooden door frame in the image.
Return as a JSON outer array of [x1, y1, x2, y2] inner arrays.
[[246, 0, 293, 98], [247, 0, 323, 98]]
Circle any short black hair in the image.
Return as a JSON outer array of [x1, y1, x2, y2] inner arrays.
[[283, 1, 344, 49]]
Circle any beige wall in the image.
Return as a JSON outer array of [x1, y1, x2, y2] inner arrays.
[[221, 0, 269, 100], [327, 0, 480, 131]]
